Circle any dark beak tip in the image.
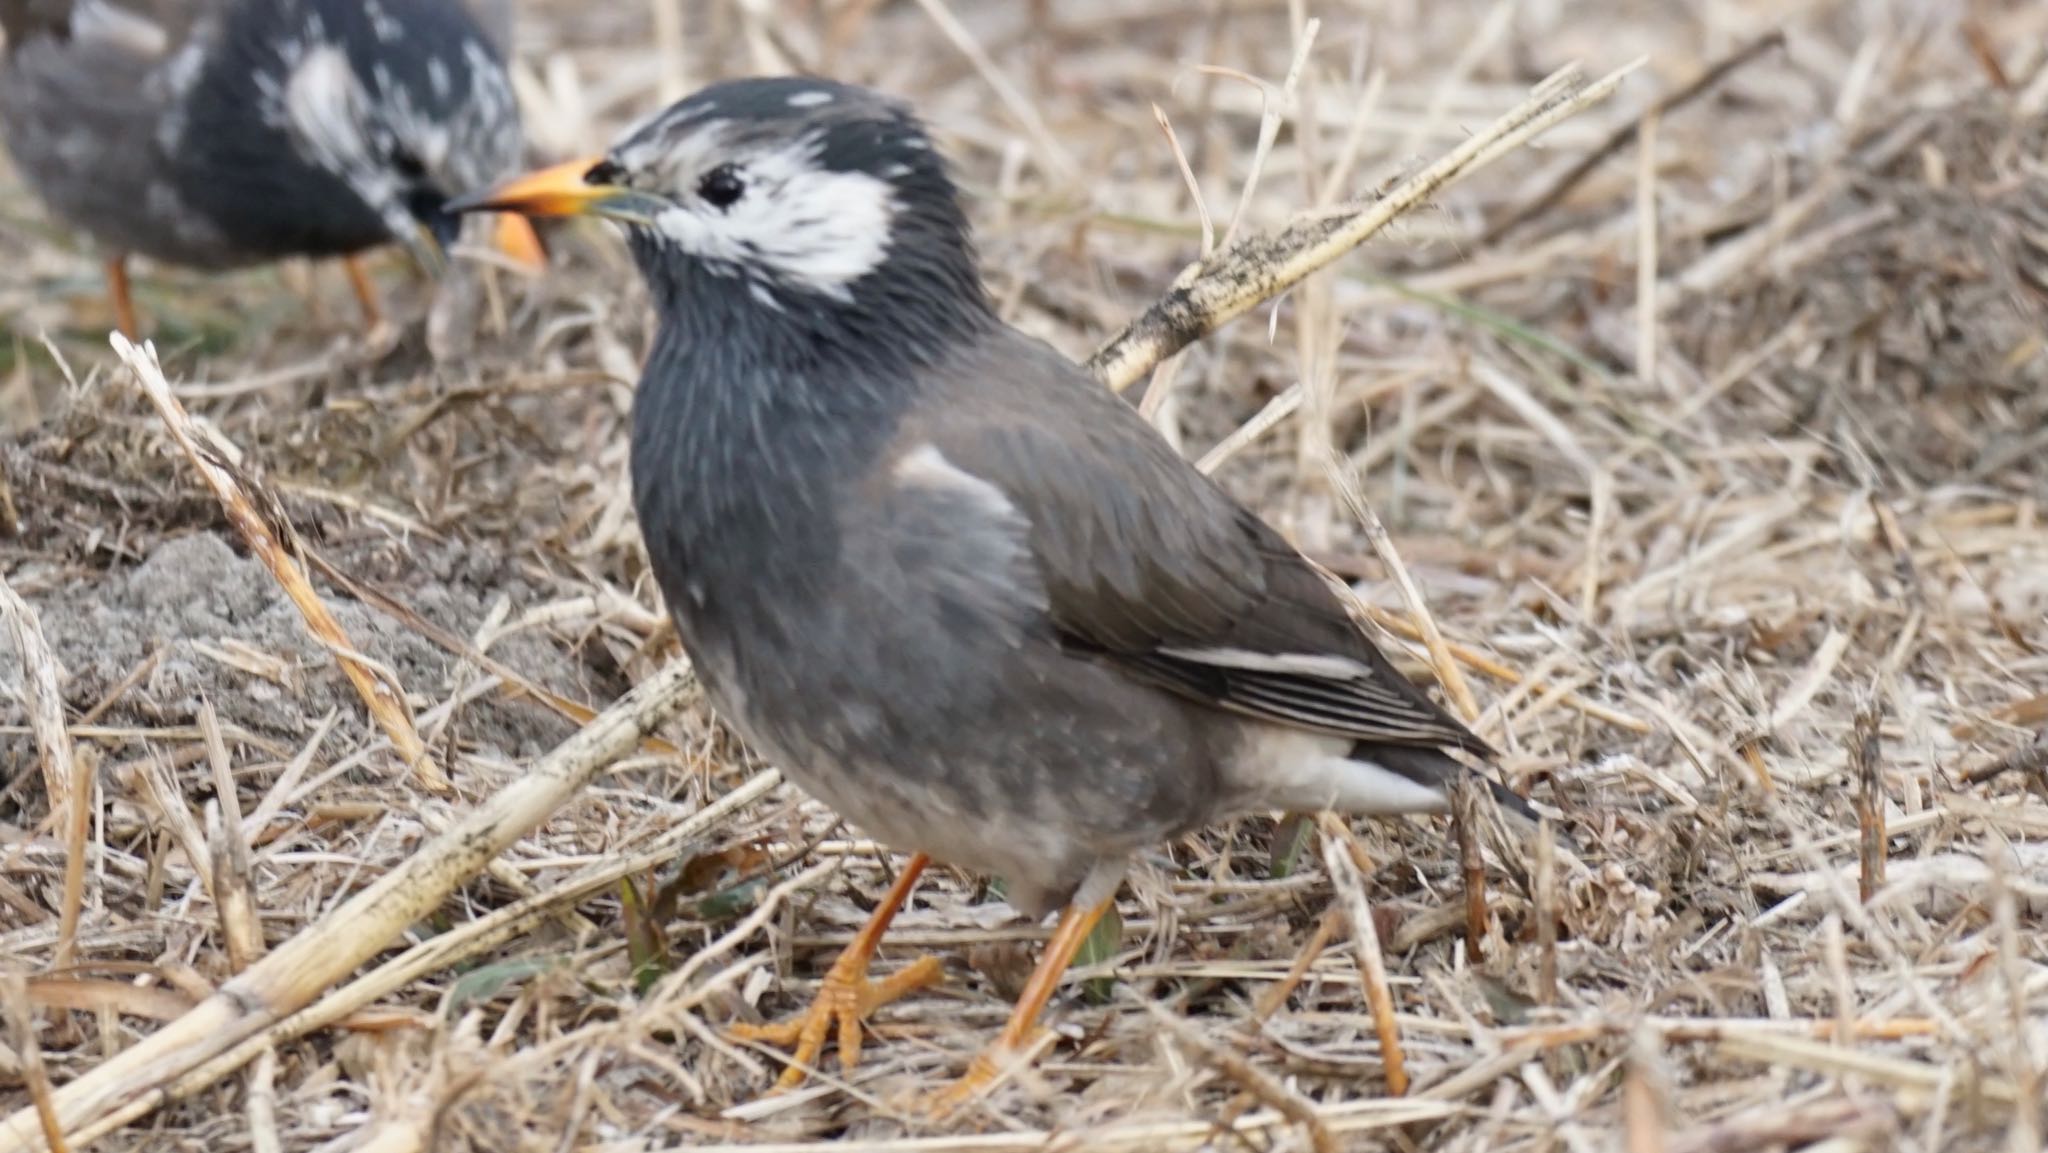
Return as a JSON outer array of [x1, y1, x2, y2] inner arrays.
[[444, 191, 495, 215]]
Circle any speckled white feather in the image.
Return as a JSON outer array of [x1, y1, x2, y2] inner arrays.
[[281, 44, 371, 176]]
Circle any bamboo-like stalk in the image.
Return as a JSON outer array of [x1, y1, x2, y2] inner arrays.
[[1087, 60, 1643, 393], [3, 976, 69, 1153], [54, 747, 97, 973], [1851, 697, 1886, 903], [0, 660, 698, 1153], [1535, 819, 1559, 1007], [201, 702, 267, 972], [0, 573, 75, 826], [1623, 1026, 1669, 1153], [1321, 820, 1407, 1096], [63, 767, 781, 1149], [108, 334, 442, 792], [1453, 780, 1490, 959]]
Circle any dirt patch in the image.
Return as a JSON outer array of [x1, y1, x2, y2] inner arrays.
[[2, 529, 606, 779]]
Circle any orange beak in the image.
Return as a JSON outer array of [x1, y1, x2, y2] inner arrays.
[[490, 214, 547, 272], [450, 156, 634, 219]]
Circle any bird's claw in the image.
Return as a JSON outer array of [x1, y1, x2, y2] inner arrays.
[[903, 1028, 1051, 1120], [732, 953, 945, 1092]]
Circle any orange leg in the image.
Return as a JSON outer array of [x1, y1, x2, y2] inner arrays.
[[342, 255, 383, 330], [105, 256, 138, 339], [732, 852, 944, 1091], [921, 895, 1115, 1118]]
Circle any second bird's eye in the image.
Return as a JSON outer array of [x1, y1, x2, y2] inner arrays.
[[390, 145, 426, 181], [697, 164, 745, 209]]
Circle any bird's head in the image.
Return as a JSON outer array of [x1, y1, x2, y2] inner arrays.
[[263, 0, 539, 270], [451, 76, 988, 328]]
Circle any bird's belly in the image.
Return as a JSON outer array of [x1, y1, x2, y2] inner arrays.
[[707, 669, 1062, 882], [678, 612, 1217, 912]]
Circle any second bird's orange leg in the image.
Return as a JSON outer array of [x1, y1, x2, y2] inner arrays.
[[343, 255, 383, 330], [733, 852, 945, 1091], [105, 256, 138, 339], [922, 895, 1115, 1117]]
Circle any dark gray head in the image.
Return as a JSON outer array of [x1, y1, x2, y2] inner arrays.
[[455, 76, 993, 358], [173, 0, 524, 263]]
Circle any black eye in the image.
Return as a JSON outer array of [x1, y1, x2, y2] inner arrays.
[[585, 158, 625, 185], [697, 164, 745, 209], [390, 144, 426, 181]]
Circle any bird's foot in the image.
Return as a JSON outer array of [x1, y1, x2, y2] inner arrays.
[[356, 317, 404, 361], [732, 951, 945, 1092], [906, 1028, 1050, 1120]]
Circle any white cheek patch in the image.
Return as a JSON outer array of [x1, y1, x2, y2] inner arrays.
[[652, 136, 899, 300]]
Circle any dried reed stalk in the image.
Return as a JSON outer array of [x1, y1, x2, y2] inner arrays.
[[0, 661, 698, 1153], [202, 702, 267, 971], [1535, 818, 1559, 1006], [2, 976, 68, 1153], [1088, 60, 1642, 392], [54, 747, 96, 972], [1147, 1004, 1335, 1153], [1851, 697, 1886, 902], [64, 766, 782, 1149], [1321, 818, 1407, 1096], [0, 573, 75, 823], [107, 335, 441, 792], [1622, 1026, 1668, 1153], [1453, 779, 1489, 958]]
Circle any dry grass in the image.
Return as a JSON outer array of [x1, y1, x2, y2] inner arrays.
[[4, 1, 2047, 1151]]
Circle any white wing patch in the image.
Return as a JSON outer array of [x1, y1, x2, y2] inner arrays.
[[893, 444, 1017, 522], [889, 444, 1045, 627], [1138, 640, 1459, 744], [1157, 646, 1374, 680]]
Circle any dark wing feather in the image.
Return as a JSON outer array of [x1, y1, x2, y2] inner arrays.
[[911, 330, 1493, 758]]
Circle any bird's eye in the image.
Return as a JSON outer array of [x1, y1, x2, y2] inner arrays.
[[585, 158, 625, 186], [697, 164, 745, 209], [390, 145, 426, 181]]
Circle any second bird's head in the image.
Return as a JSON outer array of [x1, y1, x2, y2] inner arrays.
[[449, 77, 991, 333], [189, 0, 541, 271]]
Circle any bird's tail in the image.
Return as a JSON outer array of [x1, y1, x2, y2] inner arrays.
[[1359, 742, 1547, 828]]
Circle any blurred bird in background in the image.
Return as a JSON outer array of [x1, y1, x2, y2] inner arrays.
[[0, 0, 544, 338]]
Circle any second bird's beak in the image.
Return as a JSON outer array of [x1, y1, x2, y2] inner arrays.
[[492, 216, 547, 270], [447, 156, 663, 226]]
